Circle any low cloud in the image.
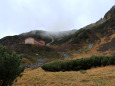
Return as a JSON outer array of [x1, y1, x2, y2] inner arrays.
[[0, 0, 115, 38]]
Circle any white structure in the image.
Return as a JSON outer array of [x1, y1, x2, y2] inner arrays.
[[25, 37, 35, 44], [25, 37, 45, 46]]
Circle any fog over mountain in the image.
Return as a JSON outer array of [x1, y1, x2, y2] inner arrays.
[[21, 29, 77, 38], [0, 0, 115, 39]]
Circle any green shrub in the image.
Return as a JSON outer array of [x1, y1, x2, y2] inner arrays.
[[0, 45, 24, 86], [42, 55, 115, 72], [79, 70, 86, 74]]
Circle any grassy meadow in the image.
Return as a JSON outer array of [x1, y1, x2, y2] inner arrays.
[[12, 66, 115, 86]]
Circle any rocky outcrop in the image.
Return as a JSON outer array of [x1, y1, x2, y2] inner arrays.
[[104, 5, 115, 19]]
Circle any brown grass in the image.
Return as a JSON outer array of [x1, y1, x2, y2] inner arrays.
[[12, 66, 115, 86], [22, 58, 33, 65], [12, 34, 115, 86], [71, 33, 115, 59]]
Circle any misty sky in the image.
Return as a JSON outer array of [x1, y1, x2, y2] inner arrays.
[[0, 0, 115, 39]]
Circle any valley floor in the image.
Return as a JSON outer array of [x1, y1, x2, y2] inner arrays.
[[13, 66, 115, 86]]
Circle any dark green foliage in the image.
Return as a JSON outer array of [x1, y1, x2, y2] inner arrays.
[[79, 70, 86, 74], [91, 23, 105, 31], [70, 28, 90, 44], [79, 31, 89, 40], [53, 34, 75, 44], [0, 45, 24, 86], [71, 38, 80, 44], [70, 29, 84, 44], [42, 55, 115, 72], [85, 20, 109, 37], [14, 44, 62, 61], [110, 18, 115, 27]]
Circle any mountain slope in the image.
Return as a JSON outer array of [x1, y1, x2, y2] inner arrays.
[[11, 6, 115, 86], [51, 5, 115, 54], [0, 5, 115, 64]]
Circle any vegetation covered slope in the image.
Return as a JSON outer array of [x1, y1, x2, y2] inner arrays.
[[0, 6, 115, 64], [0, 6, 115, 53], [51, 5, 115, 53], [0, 45, 24, 86], [1, 5, 115, 86], [42, 55, 115, 72]]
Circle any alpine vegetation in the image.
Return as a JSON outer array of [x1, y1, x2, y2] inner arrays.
[[0, 45, 24, 86], [42, 55, 115, 72]]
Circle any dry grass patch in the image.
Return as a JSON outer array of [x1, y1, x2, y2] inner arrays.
[[72, 33, 115, 59], [12, 66, 115, 86]]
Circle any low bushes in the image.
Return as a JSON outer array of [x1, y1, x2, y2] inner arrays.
[[0, 45, 24, 86], [42, 55, 115, 72]]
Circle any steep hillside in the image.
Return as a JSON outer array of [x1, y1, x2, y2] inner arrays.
[[52, 5, 115, 54], [0, 5, 115, 65], [0, 5, 115, 86], [0, 30, 77, 65], [0, 29, 77, 49]]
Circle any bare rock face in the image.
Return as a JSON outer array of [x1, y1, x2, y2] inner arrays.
[[88, 43, 94, 49], [104, 5, 115, 19]]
